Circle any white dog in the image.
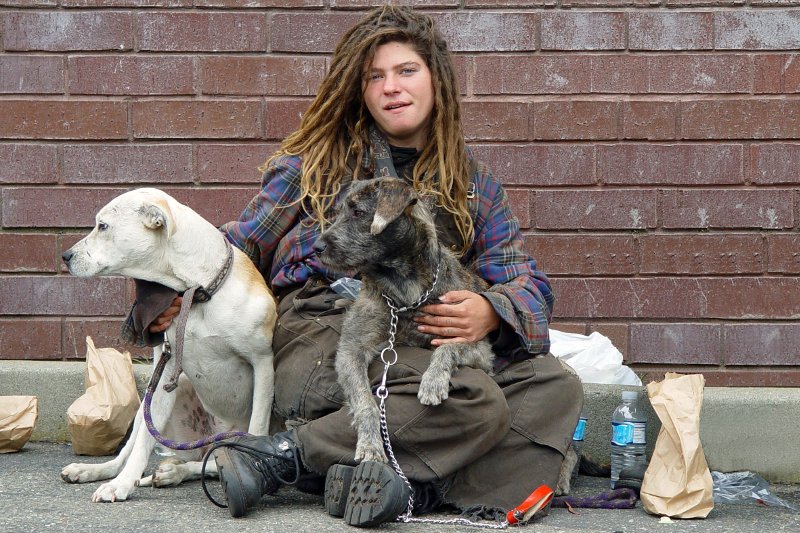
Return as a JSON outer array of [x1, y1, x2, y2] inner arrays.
[[60, 188, 277, 503]]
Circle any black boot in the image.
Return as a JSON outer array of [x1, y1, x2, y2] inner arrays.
[[324, 461, 411, 527], [204, 431, 302, 518]]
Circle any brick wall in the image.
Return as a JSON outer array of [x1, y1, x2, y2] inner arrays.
[[1, 1, 798, 386]]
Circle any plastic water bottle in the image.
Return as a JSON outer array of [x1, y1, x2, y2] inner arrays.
[[610, 390, 647, 488], [570, 411, 587, 484]]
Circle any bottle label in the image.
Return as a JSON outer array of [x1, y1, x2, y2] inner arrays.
[[611, 421, 646, 446], [572, 418, 587, 441]]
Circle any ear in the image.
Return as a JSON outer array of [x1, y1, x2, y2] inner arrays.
[[370, 180, 418, 235], [138, 201, 175, 238]]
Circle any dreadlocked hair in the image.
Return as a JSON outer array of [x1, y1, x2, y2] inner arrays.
[[262, 5, 474, 255]]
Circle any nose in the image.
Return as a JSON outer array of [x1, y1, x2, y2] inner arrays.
[[312, 237, 327, 255], [383, 74, 400, 94], [62, 249, 74, 264]]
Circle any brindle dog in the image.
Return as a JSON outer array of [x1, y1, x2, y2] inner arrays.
[[313, 177, 494, 464]]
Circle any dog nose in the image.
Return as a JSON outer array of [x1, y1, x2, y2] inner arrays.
[[62, 249, 74, 264], [312, 238, 327, 255]]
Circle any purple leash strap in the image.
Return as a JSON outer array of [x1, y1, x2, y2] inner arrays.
[[142, 342, 248, 450]]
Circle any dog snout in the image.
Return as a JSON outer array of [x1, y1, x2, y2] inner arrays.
[[62, 249, 74, 264], [312, 237, 327, 255]]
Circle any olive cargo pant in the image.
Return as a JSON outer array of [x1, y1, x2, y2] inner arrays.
[[271, 279, 583, 510]]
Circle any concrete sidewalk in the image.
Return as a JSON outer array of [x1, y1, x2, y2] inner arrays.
[[2, 360, 799, 482]]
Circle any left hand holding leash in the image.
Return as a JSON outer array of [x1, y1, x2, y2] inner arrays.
[[415, 290, 500, 345]]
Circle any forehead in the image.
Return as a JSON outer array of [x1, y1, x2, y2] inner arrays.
[[368, 41, 425, 70]]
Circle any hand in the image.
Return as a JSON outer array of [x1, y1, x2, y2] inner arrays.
[[148, 296, 182, 333], [414, 290, 500, 346]]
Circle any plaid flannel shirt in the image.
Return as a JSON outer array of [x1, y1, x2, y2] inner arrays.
[[221, 154, 555, 363]]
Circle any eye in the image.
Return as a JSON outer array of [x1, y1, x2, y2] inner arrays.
[[400, 67, 417, 76], [352, 209, 365, 219], [98, 222, 108, 231]]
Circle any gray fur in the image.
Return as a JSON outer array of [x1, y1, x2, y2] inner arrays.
[[314, 177, 495, 464]]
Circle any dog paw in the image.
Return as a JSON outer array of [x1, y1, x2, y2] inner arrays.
[[417, 372, 449, 406], [92, 481, 135, 503], [355, 442, 387, 464], [151, 460, 186, 487], [61, 463, 101, 484]]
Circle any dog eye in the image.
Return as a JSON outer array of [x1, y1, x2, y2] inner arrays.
[[352, 209, 365, 219], [98, 222, 108, 231]]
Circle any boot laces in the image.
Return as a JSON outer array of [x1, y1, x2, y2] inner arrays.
[[201, 440, 302, 508]]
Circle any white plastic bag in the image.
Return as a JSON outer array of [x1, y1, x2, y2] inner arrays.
[[549, 329, 641, 385]]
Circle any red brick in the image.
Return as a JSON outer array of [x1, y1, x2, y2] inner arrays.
[[0, 275, 128, 315], [462, 101, 529, 141], [640, 234, 765, 275], [533, 190, 657, 230], [505, 188, 531, 229], [0, 144, 58, 184], [629, 12, 714, 51], [587, 323, 629, 362], [2, 11, 133, 51], [767, 234, 800, 273], [785, 53, 800, 92], [597, 143, 743, 185], [63, 144, 192, 184], [270, 13, 363, 53], [451, 54, 468, 95], [434, 12, 538, 52], [0, 318, 61, 360], [68, 55, 194, 95], [723, 323, 800, 365], [0, 100, 127, 140], [541, 12, 625, 51], [702, 277, 800, 319], [649, 55, 751, 93], [682, 100, 800, 139], [196, 143, 279, 184], [200, 56, 327, 96], [63, 318, 151, 361], [629, 323, 721, 364], [551, 277, 706, 319], [751, 143, 800, 184], [331, 0, 455, 7], [524, 234, 636, 276], [590, 55, 649, 94], [535, 100, 618, 140], [470, 144, 595, 186], [1, 0, 57, 6], [697, 370, 800, 388], [716, 11, 800, 50], [549, 322, 588, 335], [753, 54, 784, 94], [661, 189, 794, 230], [2, 187, 128, 228], [473, 55, 591, 95], [264, 98, 311, 140], [60, 1, 192, 5], [622, 100, 677, 140], [159, 187, 260, 227], [0, 233, 57, 273], [0, 55, 63, 94], [137, 12, 266, 52], [132, 100, 261, 139], [197, 0, 321, 6]]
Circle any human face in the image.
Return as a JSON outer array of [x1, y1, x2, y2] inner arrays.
[[363, 41, 435, 150]]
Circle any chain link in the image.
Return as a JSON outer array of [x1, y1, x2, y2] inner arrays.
[[376, 261, 510, 529]]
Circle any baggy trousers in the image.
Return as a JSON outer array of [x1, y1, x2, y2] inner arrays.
[[271, 278, 584, 511]]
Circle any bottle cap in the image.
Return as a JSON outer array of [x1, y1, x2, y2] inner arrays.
[[621, 390, 638, 401]]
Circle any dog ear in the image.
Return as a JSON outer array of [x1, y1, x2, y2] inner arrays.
[[139, 201, 174, 237], [370, 180, 418, 235]]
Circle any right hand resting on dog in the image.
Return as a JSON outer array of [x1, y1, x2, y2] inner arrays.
[[148, 296, 182, 333]]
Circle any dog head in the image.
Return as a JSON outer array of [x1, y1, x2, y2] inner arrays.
[[314, 177, 435, 273], [62, 188, 177, 279]]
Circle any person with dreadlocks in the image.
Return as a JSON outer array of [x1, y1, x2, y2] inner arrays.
[[151, 5, 583, 527]]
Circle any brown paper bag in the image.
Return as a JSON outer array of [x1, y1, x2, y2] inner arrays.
[[67, 336, 140, 455], [0, 396, 38, 453], [641, 372, 714, 518]]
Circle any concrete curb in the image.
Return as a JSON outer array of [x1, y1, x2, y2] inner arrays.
[[2, 360, 798, 482]]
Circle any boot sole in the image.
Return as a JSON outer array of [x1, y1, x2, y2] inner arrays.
[[325, 461, 410, 528], [214, 447, 248, 518]]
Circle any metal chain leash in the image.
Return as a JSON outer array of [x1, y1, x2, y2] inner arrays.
[[377, 263, 510, 529]]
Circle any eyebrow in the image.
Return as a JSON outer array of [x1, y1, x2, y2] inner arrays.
[[368, 61, 421, 73]]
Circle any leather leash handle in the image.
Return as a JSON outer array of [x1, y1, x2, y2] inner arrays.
[[506, 485, 554, 526]]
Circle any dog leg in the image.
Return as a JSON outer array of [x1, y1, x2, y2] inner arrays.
[[247, 353, 274, 436], [61, 404, 144, 484], [138, 456, 218, 487], [90, 353, 180, 502], [555, 446, 578, 496], [418, 345, 458, 406]]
